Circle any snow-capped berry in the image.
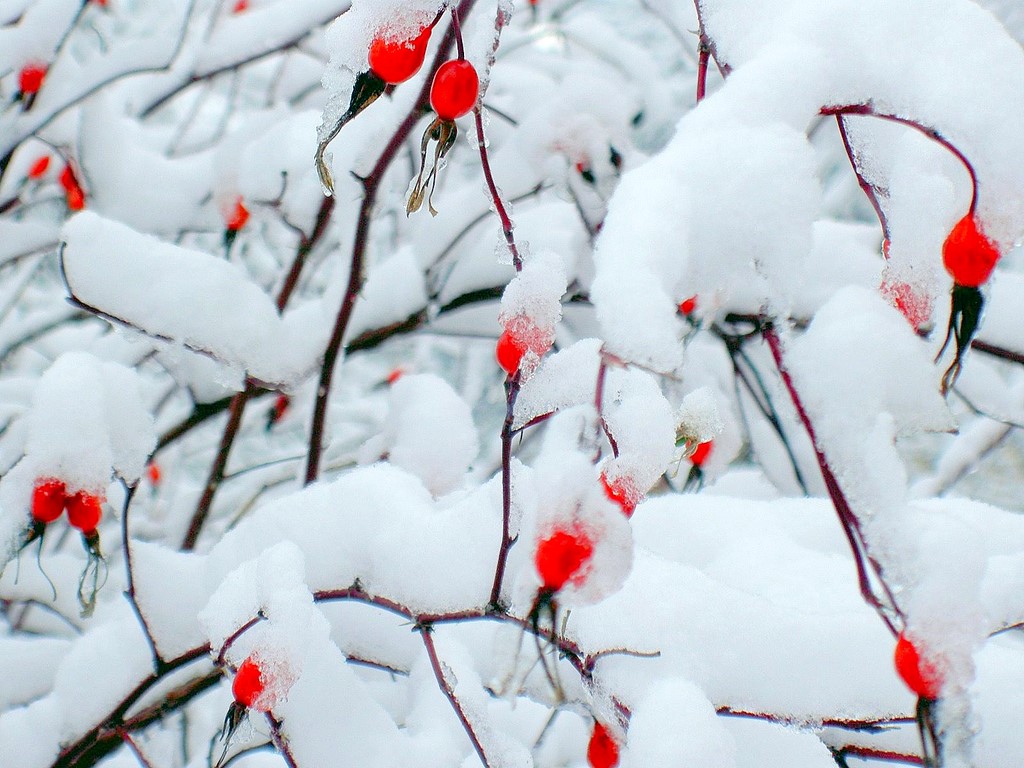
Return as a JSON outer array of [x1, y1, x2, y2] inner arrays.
[[67, 491, 103, 534], [27, 156, 50, 179], [690, 440, 713, 467], [601, 472, 638, 517], [430, 60, 479, 121], [587, 722, 620, 768], [679, 295, 698, 315], [225, 198, 250, 232], [496, 330, 527, 375], [31, 479, 66, 524], [880, 278, 931, 330], [18, 63, 47, 95], [368, 26, 431, 85], [942, 214, 1000, 288], [535, 528, 594, 591], [233, 657, 268, 710], [894, 632, 941, 699]]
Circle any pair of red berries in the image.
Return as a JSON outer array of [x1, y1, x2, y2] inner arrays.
[[367, 26, 479, 121], [60, 164, 85, 211], [31, 479, 104, 534]]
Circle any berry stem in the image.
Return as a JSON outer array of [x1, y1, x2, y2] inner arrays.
[[451, 5, 466, 61]]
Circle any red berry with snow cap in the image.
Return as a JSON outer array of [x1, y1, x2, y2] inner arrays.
[[369, 26, 431, 85], [430, 60, 479, 121], [233, 656, 268, 710], [679, 295, 697, 315], [496, 330, 527, 375], [67, 491, 103, 534], [894, 632, 941, 700], [588, 721, 620, 768], [27, 156, 50, 179], [535, 527, 594, 592], [600, 472, 638, 517], [225, 197, 250, 232], [942, 214, 1000, 288], [19, 63, 47, 95], [690, 440, 713, 467], [31, 479, 66, 524]]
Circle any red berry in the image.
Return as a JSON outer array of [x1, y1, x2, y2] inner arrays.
[[894, 632, 941, 699], [66, 491, 103, 534], [690, 440, 713, 467], [66, 185, 86, 211], [225, 197, 250, 232], [147, 463, 162, 486], [600, 472, 638, 517], [496, 330, 527, 375], [59, 164, 77, 192], [232, 0, 248, 11], [19, 63, 47, 96], [679, 295, 697, 315], [31, 479, 66, 524], [233, 657, 268, 710], [535, 528, 594, 592], [430, 59, 479, 121], [272, 393, 290, 421], [27, 156, 50, 179], [368, 25, 431, 85], [386, 367, 405, 386], [587, 722, 620, 768], [942, 214, 1000, 288]]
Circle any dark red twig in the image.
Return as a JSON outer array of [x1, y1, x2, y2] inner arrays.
[[421, 628, 493, 767], [305, 0, 477, 484], [763, 325, 900, 637]]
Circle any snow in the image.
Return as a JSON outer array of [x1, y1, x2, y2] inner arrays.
[[6, 0, 1024, 766], [61, 212, 327, 388]]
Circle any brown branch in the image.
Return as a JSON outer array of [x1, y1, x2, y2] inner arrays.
[[304, 0, 479, 484], [421, 627, 493, 767]]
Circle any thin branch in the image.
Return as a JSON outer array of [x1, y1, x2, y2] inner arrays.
[[420, 627, 493, 768], [305, 0, 478, 484], [763, 325, 901, 636]]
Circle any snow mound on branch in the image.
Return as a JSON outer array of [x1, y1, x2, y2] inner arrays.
[[61, 212, 326, 388], [622, 678, 737, 768], [513, 339, 602, 431], [786, 286, 952, 511], [380, 374, 480, 497]]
